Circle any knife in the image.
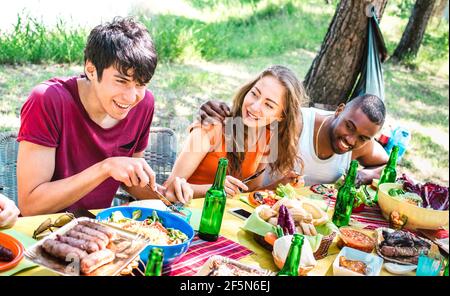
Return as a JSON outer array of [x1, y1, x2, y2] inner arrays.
[[147, 184, 187, 217], [241, 168, 266, 184], [71, 208, 97, 219]]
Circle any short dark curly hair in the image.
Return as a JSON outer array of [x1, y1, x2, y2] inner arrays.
[[84, 17, 158, 84], [347, 94, 386, 126]]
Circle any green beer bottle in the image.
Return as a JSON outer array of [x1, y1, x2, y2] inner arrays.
[[277, 234, 304, 276], [332, 160, 358, 228], [198, 158, 228, 242], [374, 145, 399, 203], [145, 247, 163, 276]]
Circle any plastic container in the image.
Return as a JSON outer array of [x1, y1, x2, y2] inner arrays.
[[416, 251, 443, 276], [377, 134, 390, 147], [333, 247, 383, 276], [384, 126, 411, 162]]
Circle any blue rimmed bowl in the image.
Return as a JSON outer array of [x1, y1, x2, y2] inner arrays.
[[96, 206, 195, 265]]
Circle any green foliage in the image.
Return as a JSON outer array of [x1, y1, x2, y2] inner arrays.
[[187, 0, 262, 10], [0, 15, 86, 64], [0, 0, 447, 70], [389, 0, 415, 18], [383, 1, 449, 75], [0, 1, 332, 64], [421, 23, 449, 60], [149, 1, 329, 62]]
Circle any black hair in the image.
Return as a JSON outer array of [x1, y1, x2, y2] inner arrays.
[[346, 94, 386, 125], [84, 17, 158, 84]]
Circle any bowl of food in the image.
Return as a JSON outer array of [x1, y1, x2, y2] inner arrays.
[[337, 227, 376, 253], [378, 183, 449, 230], [96, 206, 195, 265], [333, 246, 383, 276], [0, 232, 24, 272], [243, 197, 337, 260]]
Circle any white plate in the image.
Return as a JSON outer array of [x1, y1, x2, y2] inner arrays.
[[384, 263, 416, 275], [128, 199, 168, 211]]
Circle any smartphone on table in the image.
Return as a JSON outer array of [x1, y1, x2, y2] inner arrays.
[[228, 208, 252, 220]]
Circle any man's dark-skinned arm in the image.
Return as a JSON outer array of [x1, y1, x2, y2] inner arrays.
[[352, 140, 389, 186], [198, 100, 231, 124]]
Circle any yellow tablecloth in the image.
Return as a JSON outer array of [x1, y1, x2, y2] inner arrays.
[[6, 186, 409, 276]]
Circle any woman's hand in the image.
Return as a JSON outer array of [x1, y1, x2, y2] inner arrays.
[[224, 175, 248, 197], [0, 195, 20, 229], [164, 177, 194, 204], [277, 170, 303, 187]]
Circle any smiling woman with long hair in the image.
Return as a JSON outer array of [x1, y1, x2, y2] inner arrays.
[[164, 65, 308, 202]]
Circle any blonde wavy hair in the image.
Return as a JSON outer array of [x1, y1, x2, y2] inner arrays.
[[226, 65, 308, 177]]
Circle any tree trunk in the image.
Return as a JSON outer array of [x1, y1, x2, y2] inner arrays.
[[391, 0, 437, 63], [304, 0, 388, 109], [431, 0, 448, 19]]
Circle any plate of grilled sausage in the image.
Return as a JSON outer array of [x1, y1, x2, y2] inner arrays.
[[24, 218, 148, 276]]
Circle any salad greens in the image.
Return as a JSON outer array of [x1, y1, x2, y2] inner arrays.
[[145, 210, 161, 225], [168, 229, 188, 242], [388, 188, 423, 207], [109, 210, 143, 223], [388, 188, 405, 197], [334, 176, 373, 207], [275, 183, 297, 199], [132, 209, 142, 220], [399, 174, 449, 210]]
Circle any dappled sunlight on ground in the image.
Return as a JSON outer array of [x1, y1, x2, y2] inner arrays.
[[437, 58, 449, 77]]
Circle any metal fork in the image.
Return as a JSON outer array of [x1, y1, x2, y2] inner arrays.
[[24, 247, 38, 260], [146, 184, 187, 217]]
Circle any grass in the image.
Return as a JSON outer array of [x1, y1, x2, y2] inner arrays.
[[0, 0, 448, 185], [0, 0, 333, 64], [0, 16, 87, 64]]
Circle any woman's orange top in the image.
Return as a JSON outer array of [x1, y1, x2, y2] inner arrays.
[[188, 125, 271, 185]]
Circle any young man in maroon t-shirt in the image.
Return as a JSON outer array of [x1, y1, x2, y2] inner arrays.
[[17, 17, 193, 215]]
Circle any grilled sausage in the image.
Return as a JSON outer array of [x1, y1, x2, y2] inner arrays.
[[78, 221, 116, 239], [56, 235, 99, 254], [72, 225, 109, 244], [80, 249, 115, 274], [65, 230, 106, 250], [380, 245, 425, 257], [42, 239, 88, 261]]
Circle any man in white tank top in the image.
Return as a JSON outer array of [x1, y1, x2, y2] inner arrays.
[[199, 94, 389, 187], [297, 107, 352, 185]]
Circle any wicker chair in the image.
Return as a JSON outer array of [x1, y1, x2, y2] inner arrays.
[[0, 127, 177, 207], [0, 131, 19, 205]]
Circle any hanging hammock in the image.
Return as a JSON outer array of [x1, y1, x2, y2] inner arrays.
[[348, 8, 388, 102]]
